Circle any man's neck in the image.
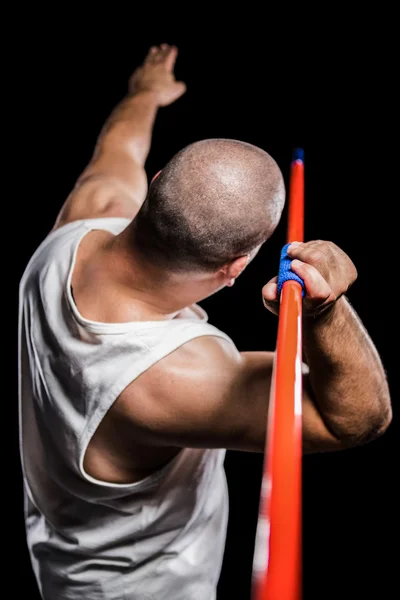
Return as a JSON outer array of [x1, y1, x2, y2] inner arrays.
[[104, 227, 225, 319]]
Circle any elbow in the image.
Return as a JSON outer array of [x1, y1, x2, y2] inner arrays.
[[346, 393, 393, 447], [366, 382, 393, 441], [101, 123, 148, 164], [369, 399, 393, 440]]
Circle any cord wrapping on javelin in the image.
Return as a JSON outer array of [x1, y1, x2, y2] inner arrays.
[[277, 244, 305, 297]]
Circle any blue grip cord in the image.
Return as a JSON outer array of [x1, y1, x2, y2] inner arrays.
[[277, 243, 305, 297]]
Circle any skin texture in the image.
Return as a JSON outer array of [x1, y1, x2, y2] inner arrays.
[[131, 137, 286, 274], [53, 45, 392, 484]]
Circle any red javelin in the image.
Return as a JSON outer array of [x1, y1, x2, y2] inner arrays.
[[252, 148, 304, 600]]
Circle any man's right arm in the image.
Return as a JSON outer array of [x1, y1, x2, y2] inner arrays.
[[115, 241, 391, 454], [115, 335, 358, 454], [115, 330, 388, 455]]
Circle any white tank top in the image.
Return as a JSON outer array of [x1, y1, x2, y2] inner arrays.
[[18, 217, 235, 600]]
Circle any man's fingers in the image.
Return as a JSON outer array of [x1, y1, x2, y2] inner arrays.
[[262, 276, 279, 302], [261, 241, 356, 316], [262, 261, 332, 302], [144, 44, 178, 71], [262, 277, 279, 314], [145, 46, 159, 64], [290, 259, 333, 302], [145, 44, 168, 64], [164, 46, 178, 71], [287, 240, 357, 297]]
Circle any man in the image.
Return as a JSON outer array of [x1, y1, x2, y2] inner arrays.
[[18, 44, 391, 600]]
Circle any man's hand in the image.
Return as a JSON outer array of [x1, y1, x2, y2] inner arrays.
[[262, 240, 358, 317], [129, 44, 187, 107]]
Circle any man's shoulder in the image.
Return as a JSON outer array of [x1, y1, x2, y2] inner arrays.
[[133, 334, 239, 391], [52, 216, 131, 236], [162, 334, 240, 374], [116, 334, 242, 419]]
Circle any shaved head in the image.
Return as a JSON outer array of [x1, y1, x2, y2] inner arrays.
[[133, 139, 285, 273]]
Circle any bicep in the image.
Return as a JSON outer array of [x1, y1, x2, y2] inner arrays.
[[53, 144, 148, 230]]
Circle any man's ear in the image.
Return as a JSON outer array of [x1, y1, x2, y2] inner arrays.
[[232, 254, 250, 278], [221, 255, 250, 279], [151, 170, 162, 184]]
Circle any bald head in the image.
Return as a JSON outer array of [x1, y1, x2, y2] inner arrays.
[[134, 139, 285, 273]]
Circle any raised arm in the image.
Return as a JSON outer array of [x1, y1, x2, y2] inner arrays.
[[115, 241, 392, 454], [53, 44, 186, 229]]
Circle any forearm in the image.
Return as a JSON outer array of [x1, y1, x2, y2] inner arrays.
[[95, 91, 160, 166], [303, 297, 391, 444]]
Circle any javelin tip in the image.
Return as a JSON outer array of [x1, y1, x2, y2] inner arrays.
[[292, 148, 304, 162]]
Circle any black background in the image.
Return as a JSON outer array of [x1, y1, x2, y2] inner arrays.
[[14, 17, 397, 600]]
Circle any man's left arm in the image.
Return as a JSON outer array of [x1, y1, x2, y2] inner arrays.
[[53, 44, 186, 230]]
